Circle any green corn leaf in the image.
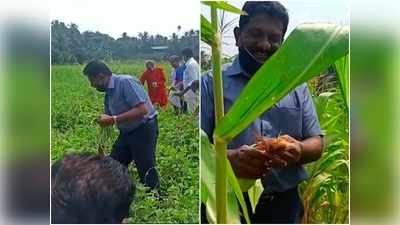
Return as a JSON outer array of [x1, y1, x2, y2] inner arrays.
[[247, 179, 264, 214], [202, 1, 245, 15], [214, 23, 349, 142], [238, 178, 256, 191], [201, 15, 214, 45], [200, 130, 217, 223], [226, 187, 240, 223], [335, 55, 349, 108], [226, 160, 251, 224], [201, 130, 251, 224]]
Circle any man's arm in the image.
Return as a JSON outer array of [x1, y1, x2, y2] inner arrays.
[[115, 102, 148, 123], [298, 135, 323, 164], [176, 79, 199, 96], [98, 102, 148, 127], [99, 77, 151, 127]]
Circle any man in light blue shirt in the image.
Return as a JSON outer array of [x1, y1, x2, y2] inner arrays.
[[201, 1, 323, 223], [83, 60, 159, 191]]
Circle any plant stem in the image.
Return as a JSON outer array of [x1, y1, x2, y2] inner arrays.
[[211, 6, 227, 224]]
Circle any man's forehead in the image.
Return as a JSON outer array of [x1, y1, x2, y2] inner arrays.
[[241, 14, 284, 32]]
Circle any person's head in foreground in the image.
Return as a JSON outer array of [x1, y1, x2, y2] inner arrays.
[[51, 154, 135, 224], [234, 1, 289, 75], [83, 60, 112, 92]]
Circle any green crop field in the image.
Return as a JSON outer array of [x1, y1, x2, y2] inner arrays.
[[51, 61, 199, 223]]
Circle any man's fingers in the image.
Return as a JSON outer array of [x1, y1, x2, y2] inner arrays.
[[239, 150, 265, 167], [285, 143, 301, 160], [237, 163, 266, 179], [265, 154, 288, 168], [240, 148, 268, 160], [280, 134, 298, 143], [275, 151, 296, 163]]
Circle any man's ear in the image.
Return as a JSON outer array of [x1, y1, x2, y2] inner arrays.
[[234, 27, 241, 47]]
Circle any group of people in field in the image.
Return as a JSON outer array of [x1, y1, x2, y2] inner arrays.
[[140, 48, 199, 114]]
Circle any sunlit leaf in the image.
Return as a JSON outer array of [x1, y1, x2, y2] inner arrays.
[[202, 1, 245, 15], [201, 15, 214, 45], [200, 130, 217, 223], [227, 160, 251, 224], [238, 178, 255, 191], [247, 179, 264, 214], [335, 55, 349, 108]]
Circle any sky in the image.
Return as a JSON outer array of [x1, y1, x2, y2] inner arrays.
[[51, 0, 200, 39], [201, 0, 349, 56], [51, 0, 349, 54]]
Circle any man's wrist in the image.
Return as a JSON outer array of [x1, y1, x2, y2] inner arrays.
[[112, 115, 118, 125]]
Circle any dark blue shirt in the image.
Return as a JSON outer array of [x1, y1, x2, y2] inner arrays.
[[201, 57, 322, 193], [175, 64, 186, 82], [105, 74, 157, 133]]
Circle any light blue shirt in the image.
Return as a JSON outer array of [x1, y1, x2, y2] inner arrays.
[[105, 74, 157, 133], [201, 57, 322, 193]]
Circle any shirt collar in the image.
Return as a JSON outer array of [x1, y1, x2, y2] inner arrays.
[[185, 57, 194, 66], [225, 56, 245, 76], [107, 74, 116, 89]]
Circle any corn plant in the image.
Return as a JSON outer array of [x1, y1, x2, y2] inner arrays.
[[300, 55, 349, 223], [201, 1, 349, 223]]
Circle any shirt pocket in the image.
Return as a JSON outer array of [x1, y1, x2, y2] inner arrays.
[[266, 107, 302, 140]]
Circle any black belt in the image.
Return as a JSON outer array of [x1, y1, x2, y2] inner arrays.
[[258, 186, 298, 202]]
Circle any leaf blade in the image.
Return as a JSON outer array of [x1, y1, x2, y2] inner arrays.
[[202, 1, 245, 15], [214, 23, 349, 142]]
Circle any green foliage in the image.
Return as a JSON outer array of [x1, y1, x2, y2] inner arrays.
[[335, 55, 349, 108], [201, 15, 214, 45], [300, 88, 349, 224], [52, 62, 198, 223], [51, 20, 199, 64], [202, 1, 244, 15]]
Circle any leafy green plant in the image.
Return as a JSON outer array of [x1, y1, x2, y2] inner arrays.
[[201, 1, 349, 223]]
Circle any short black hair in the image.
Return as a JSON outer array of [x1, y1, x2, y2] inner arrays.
[[239, 1, 289, 36], [83, 60, 112, 77], [181, 48, 193, 58], [51, 154, 135, 223]]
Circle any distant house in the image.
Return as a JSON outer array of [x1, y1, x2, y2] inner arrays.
[[149, 46, 169, 60]]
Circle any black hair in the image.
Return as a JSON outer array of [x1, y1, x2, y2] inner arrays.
[[83, 60, 112, 77], [239, 1, 289, 36], [181, 48, 193, 58], [51, 154, 135, 223], [169, 55, 180, 63]]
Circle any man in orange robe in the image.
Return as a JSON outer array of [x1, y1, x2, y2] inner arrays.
[[140, 60, 168, 108]]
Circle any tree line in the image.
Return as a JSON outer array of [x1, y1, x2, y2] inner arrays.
[[51, 20, 199, 64]]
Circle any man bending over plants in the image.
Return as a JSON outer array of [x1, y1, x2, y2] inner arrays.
[[83, 60, 160, 191], [201, 1, 323, 223]]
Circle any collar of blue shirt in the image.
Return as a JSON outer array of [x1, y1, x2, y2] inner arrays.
[[107, 74, 116, 89], [224, 57, 254, 78]]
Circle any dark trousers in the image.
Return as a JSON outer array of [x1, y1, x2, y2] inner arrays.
[[110, 118, 160, 190], [201, 186, 303, 224]]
